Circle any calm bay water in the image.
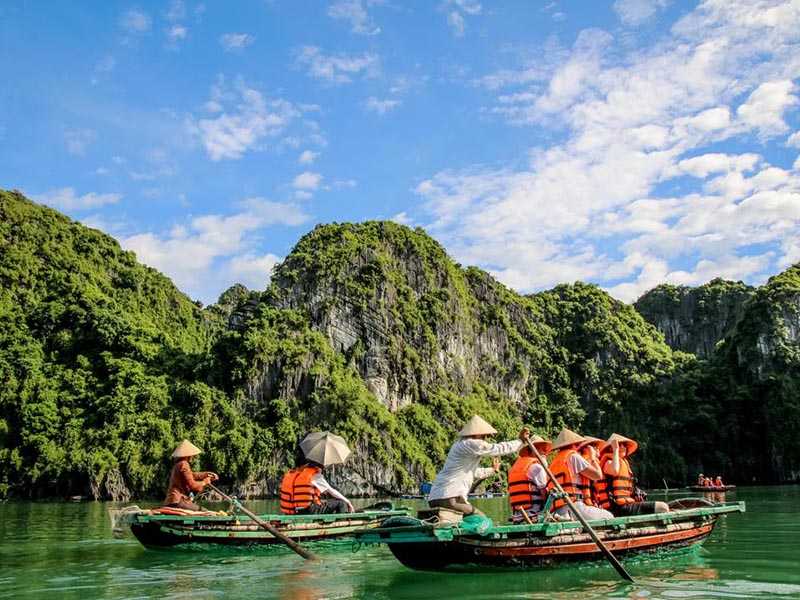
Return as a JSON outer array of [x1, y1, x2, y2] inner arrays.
[[2, 486, 799, 599]]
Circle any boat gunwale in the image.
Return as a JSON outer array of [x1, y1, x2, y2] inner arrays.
[[130, 508, 410, 525], [354, 501, 745, 543]]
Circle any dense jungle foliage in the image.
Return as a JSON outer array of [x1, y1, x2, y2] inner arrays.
[[1, 189, 798, 498]]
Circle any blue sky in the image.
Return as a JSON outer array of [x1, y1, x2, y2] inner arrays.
[[1, 0, 799, 304]]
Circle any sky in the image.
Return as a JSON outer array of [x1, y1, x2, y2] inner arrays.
[[1, 0, 799, 304]]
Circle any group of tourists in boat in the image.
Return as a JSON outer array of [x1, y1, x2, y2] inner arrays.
[[428, 415, 668, 523], [697, 473, 725, 487], [164, 415, 665, 522]]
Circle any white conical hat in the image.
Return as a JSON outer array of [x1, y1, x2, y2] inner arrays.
[[551, 428, 585, 450], [171, 439, 202, 458], [458, 415, 497, 437], [520, 434, 552, 456], [300, 431, 351, 467]]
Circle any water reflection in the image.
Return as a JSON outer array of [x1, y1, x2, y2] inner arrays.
[[1, 487, 799, 600]]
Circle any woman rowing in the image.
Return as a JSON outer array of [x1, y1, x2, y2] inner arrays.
[[428, 415, 529, 516], [164, 439, 218, 511]]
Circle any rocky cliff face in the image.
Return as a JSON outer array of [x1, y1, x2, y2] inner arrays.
[[634, 279, 754, 357]]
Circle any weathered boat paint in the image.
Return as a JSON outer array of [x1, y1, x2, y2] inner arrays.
[[123, 507, 410, 548], [354, 501, 745, 571]]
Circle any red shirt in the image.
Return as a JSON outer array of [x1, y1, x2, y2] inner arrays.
[[164, 459, 209, 504]]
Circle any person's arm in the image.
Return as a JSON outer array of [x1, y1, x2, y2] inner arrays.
[[463, 438, 523, 458], [312, 473, 354, 512], [179, 462, 208, 493], [529, 463, 548, 489], [573, 453, 602, 481], [610, 440, 621, 475]]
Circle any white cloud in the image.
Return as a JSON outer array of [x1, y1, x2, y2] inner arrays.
[[293, 171, 323, 190], [120, 9, 151, 33], [787, 131, 800, 148], [64, 129, 97, 156], [165, 0, 186, 21], [226, 253, 282, 290], [298, 150, 319, 164], [120, 198, 309, 302], [364, 96, 401, 114], [417, 0, 800, 303], [295, 46, 379, 83], [190, 79, 301, 161], [443, 0, 482, 36], [220, 32, 255, 52], [391, 211, 413, 226], [613, 0, 670, 26], [737, 80, 798, 137], [95, 56, 116, 73], [166, 25, 187, 43], [327, 0, 381, 35], [33, 187, 122, 211]]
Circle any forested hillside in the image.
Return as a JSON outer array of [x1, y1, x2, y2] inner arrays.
[[1, 189, 798, 499]]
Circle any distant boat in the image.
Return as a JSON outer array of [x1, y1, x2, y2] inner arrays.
[[687, 484, 736, 492]]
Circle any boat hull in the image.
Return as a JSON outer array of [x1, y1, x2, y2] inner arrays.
[[354, 501, 745, 572], [688, 485, 736, 492], [127, 510, 408, 548], [387, 520, 714, 570]]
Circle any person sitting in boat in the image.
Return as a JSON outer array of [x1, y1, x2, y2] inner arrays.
[[507, 435, 552, 522], [548, 429, 614, 521], [703, 476, 713, 487], [577, 436, 605, 509], [164, 439, 218, 511], [596, 433, 669, 516], [280, 431, 355, 515], [697, 473, 705, 486], [428, 415, 529, 516], [714, 475, 724, 487]]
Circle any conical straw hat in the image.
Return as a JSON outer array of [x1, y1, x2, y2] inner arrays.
[[458, 415, 497, 437], [171, 439, 202, 458], [300, 431, 351, 467], [604, 433, 638, 455], [520, 434, 552, 456], [578, 436, 604, 450], [551, 428, 585, 450]]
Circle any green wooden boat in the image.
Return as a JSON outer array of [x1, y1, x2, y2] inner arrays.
[[115, 504, 410, 549], [353, 500, 745, 571]]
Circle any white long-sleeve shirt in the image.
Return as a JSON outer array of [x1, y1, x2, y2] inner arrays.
[[311, 473, 352, 508], [428, 438, 523, 501]]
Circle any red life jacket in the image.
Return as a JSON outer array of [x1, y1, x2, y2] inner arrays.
[[593, 454, 612, 509], [279, 465, 322, 514], [507, 456, 547, 511], [547, 449, 584, 510]]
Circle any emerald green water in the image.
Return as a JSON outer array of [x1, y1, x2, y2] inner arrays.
[[2, 486, 799, 599]]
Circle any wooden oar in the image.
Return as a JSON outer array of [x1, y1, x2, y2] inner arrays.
[[523, 437, 634, 583], [207, 483, 317, 561]]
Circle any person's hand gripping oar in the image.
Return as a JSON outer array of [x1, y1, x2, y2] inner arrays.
[[522, 434, 634, 583], [207, 483, 318, 561]]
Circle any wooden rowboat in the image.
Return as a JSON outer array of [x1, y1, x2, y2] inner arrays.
[[687, 485, 736, 492], [115, 504, 409, 548], [353, 500, 745, 571]]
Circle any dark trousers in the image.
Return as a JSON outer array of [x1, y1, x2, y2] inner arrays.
[[610, 501, 657, 516], [297, 499, 349, 514]]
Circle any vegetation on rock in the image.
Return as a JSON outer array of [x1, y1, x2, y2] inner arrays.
[[1, 189, 798, 498]]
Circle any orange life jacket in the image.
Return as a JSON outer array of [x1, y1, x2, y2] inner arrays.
[[279, 465, 322, 514], [592, 455, 611, 509], [602, 455, 635, 506], [547, 448, 584, 510], [507, 455, 547, 512]]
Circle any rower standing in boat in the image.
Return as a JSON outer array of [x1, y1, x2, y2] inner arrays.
[[596, 433, 669, 516], [507, 435, 552, 522], [280, 431, 355, 515], [164, 440, 218, 511], [548, 429, 613, 521], [428, 415, 529, 516]]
